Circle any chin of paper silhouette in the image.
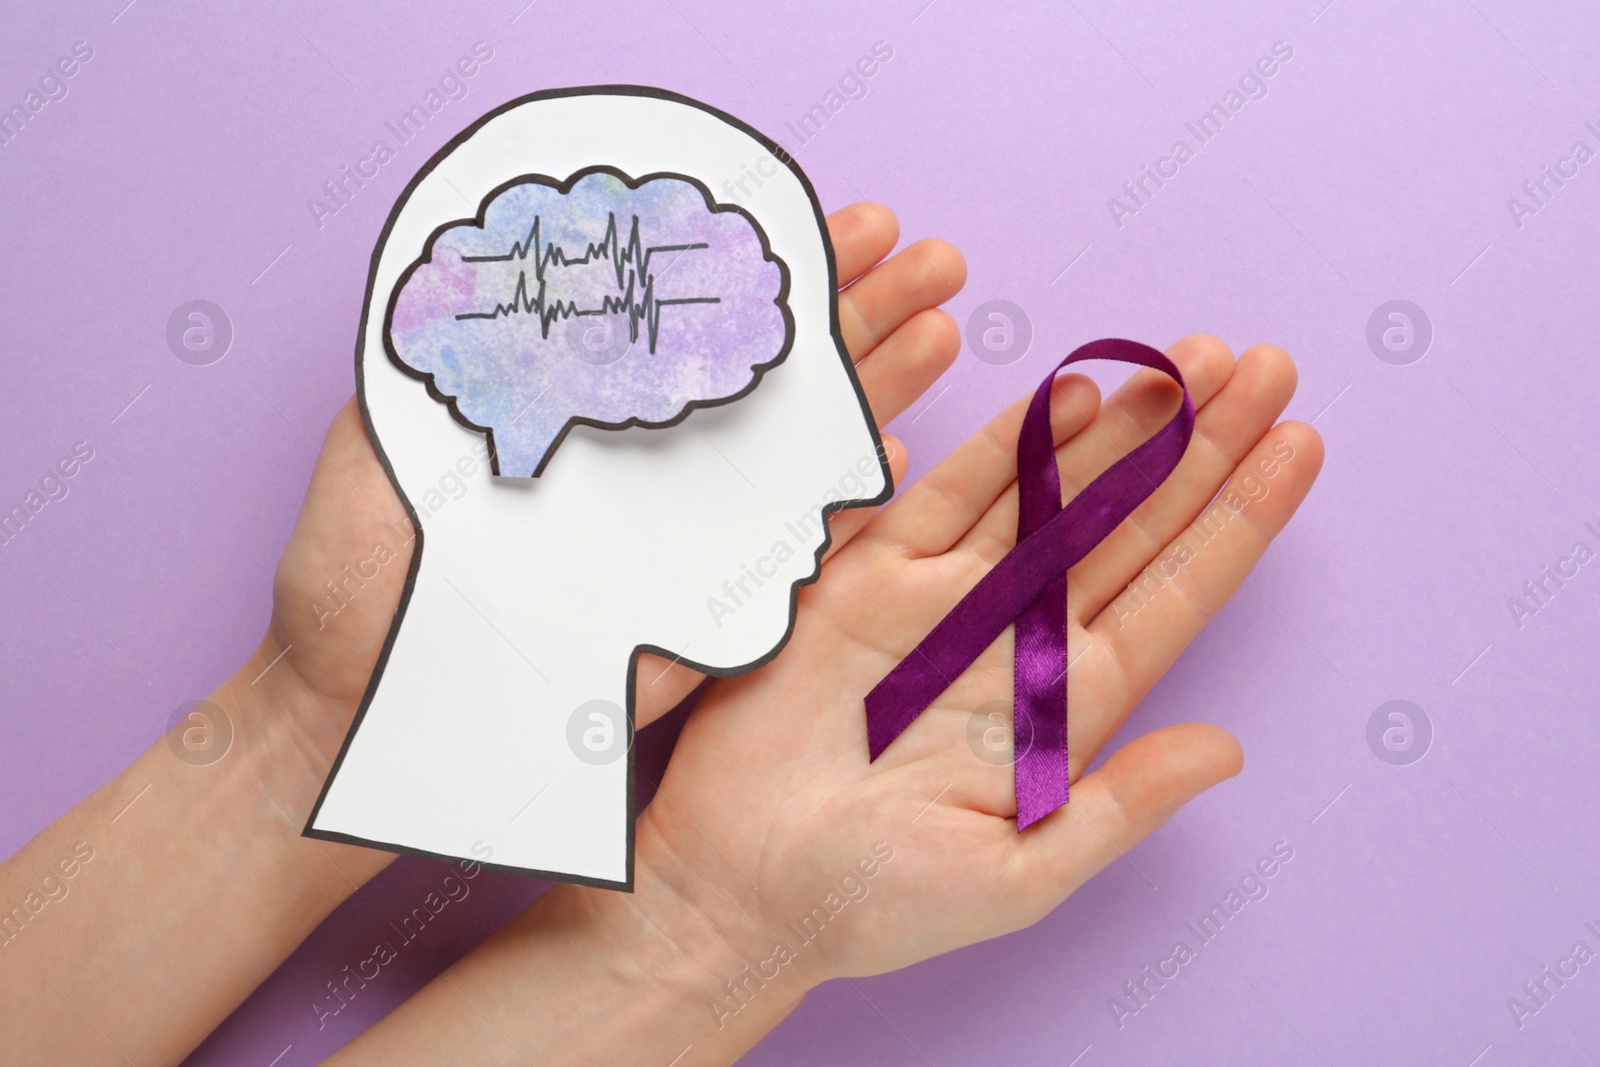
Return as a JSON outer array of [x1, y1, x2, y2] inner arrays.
[[303, 87, 890, 889]]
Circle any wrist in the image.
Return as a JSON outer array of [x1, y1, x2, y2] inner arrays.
[[540, 809, 823, 1063], [332, 821, 815, 1067], [568, 864, 818, 1049], [233, 635, 352, 802], [219, 635, 397, 889], [0, 636, 389, 1064]]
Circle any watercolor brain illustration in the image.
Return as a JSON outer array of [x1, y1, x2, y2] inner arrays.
[[387, 169, 792, 477]]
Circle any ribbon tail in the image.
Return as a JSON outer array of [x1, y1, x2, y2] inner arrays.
[[865, 687, 918, 762], [1013, 573, 1068, 830]]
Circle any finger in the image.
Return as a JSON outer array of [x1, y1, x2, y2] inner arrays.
[[1081, 421, 1324, 749], [828, 202, 901, 292], [949, 335, 1237, 570], [866, 373, 1101, 558], [1069, 343, 1298, 622], [1007, 722, 1243, 918], [839, 238, 966, 360], [855, 309, 961, 427]]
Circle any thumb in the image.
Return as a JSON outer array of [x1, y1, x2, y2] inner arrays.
[[1009, 722, 1244, 917]]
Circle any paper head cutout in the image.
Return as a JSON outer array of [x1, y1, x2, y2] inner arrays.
[[388, 168, 793, 476], [304, 87, 890, 889]]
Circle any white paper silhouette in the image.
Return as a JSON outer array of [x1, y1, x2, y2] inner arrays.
[[304, 87, 890, 888]]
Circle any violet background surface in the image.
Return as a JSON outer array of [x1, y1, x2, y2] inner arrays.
[[3, 1, 1598, 1063]]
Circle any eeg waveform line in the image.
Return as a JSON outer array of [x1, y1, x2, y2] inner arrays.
[[455, 212, 721, 355]]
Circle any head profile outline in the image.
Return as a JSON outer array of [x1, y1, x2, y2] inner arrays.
[[304, 86, 891, 890]]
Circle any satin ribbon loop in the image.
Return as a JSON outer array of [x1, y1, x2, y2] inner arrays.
[[863, 338, 1194, 830]]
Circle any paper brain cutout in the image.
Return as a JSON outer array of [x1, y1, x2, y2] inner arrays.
[[386, 168, 792, 476]]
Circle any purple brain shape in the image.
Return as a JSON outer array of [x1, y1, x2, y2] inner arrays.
[[388, 169, 791, 476]]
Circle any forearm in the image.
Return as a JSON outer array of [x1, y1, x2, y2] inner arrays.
[[329, 831, 814, 1066], [0, 637, 389, 1065]]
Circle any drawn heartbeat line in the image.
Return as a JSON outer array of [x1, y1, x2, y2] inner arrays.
[[455, 212, 721, 354]]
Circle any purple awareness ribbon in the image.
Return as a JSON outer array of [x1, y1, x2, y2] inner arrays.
[[864, 338, 1194, 829]]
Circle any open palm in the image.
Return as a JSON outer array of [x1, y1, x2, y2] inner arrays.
[[630, 332, 1323, 983], [321, 230, 1325, 1067]]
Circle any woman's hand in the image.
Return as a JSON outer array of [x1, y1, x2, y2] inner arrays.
[[332, 335, 1323, 1066], [646, 336, 1320, 983], [0, 202, 965, 1067]]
